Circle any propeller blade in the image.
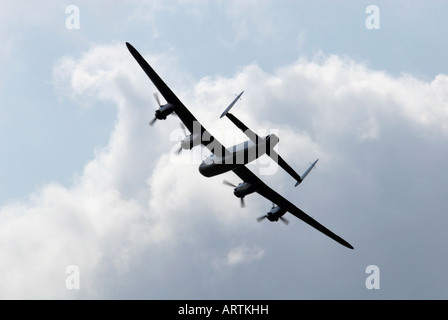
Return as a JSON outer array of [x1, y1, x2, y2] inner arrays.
[[257, 215, 268, 222], [223, 180, 237, 188], [172, 124, 187, 156], [180, 123, 187, 136], [279, 216, 289, 225], [240, 197, 245, 208], [153, 92, 161, 107], [149, 116, 158, 126]]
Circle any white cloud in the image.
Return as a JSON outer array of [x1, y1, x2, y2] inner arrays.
[[0, 43, 171, 299], [225, 245, 264, 266], [1, 41, 448, 298], [211, 244, 265, 272], [219, 0, 276, 47]]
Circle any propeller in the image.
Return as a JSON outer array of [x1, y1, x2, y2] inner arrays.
[[223, 180, 245, 208], [279, 216, 290, 225], [257, 203, 289, 225], [149, 92, 161, 126], [176, 123, 188, 155], [223, 180, 237, 188], [149, 116, 158, 126], [153, 92, 161, 106], [256, 214, 289, 225]]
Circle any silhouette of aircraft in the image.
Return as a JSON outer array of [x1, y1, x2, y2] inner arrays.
[[126, 42, 353, 250]]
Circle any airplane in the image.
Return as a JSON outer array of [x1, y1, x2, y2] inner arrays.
[[125, 42, 354, 250]]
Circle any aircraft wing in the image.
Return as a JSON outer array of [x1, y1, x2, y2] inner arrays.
[[126, 42, 230, 156], [232, 166, 354, 249]]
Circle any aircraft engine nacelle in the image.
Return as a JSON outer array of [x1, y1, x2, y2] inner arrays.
[[266, 205, 287, 222], [181, 133, 202, 150], [258, 205, 288, 224], [155, 103, 175, 120], [233, 182, 258, 198]]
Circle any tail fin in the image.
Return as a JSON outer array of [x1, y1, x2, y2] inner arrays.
[[295, 159, 319, 186], [220, 91, 244, 118]]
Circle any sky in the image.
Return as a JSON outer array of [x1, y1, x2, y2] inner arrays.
[[1, 0, 448, 299]]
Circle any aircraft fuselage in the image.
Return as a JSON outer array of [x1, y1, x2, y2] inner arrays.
[[199, 134, 278, 177]]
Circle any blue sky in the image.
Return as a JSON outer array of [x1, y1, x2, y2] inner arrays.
[[3, 0, 447, 205], [1, 0, 448, 299]]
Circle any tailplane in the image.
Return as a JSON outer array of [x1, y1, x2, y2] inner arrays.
[[220, 92, 313, 187]]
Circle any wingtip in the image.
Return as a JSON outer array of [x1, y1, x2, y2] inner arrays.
[[125, 42, 137, 53], [344, 241, 354, 250], [335, 234, 354, 250]]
